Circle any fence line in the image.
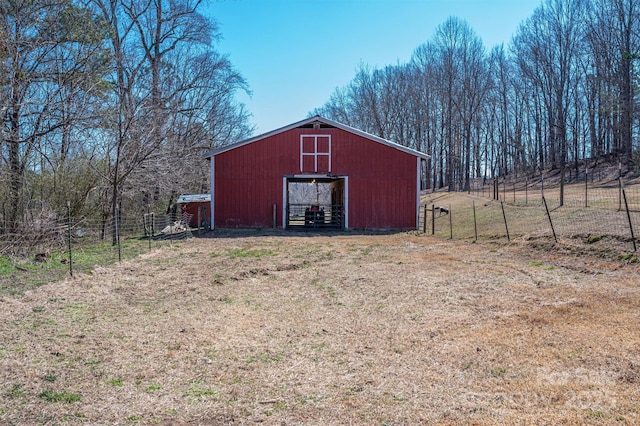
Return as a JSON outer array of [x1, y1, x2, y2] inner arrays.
[[0, 211, 195, 293], [422, 175, 640, 252]]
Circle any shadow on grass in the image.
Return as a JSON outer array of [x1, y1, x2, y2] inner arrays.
[[195, 227, 413, 240]]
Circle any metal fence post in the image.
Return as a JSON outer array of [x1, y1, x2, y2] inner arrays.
[[585, 169, 588, 208], [449, 204, 453, 239], [542, 196, 558, 243], [619, 162, 622, 211], [431, 203, 435, 235], [473, 200, 478, 242], [503, 177, 506, 201], [621, 178, 637, 252], [423, 204, 427, 233], [67, 201, 73, 277], [147, 213, 151, 251], [500, 201, 510, 242], [493, 178, 497, 200], [116, 204, 121, 262]]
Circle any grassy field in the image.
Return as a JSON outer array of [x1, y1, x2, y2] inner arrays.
[[0, 236, 184, 296], [1, 228, 639, 425], [421, 184, 640, 252]]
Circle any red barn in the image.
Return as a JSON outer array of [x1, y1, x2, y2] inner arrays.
[[202, 116, 429, 230]]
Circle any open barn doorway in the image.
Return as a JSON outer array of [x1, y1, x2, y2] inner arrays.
[[285, 176, 346, 229]]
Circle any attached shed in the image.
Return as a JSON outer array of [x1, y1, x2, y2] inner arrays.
[[176, 194, 211, 228], [202, 116, 429, 230]]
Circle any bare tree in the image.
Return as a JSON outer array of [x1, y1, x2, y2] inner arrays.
[[1, 0, 109, 231], [91, 0, 251, 240], [512, 0, 587, 204], [130, 48, 252, 214], [312, 1, 640, 194], [587, 0, 640, 160]]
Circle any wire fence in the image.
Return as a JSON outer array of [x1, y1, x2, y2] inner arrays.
[[4, 170, 639, 294], [421, 174, 640, 253], [0, 210, 201, 295]]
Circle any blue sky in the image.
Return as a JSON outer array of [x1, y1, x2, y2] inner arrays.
[[204, 0, 542, 134]]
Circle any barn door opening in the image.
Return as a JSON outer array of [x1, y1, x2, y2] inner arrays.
[[285, 176, 345, 229]]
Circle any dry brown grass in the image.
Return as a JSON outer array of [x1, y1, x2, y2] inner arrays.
[[1, 230, 639, 425]]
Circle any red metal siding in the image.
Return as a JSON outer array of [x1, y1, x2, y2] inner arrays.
[[215, 132, 294, 228], [179, 202, 209, 228], [331, 132, 417, 229], [214, 128, 418, 229]]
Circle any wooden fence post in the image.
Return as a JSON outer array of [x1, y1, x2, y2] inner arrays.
[[272, 204, 277, 229]]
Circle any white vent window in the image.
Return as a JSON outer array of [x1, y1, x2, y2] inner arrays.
[[300, 135, 331, 173]]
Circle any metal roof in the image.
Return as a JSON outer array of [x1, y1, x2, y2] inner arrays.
[[177, 194, 211, 203], [202, 115, 430, 160]]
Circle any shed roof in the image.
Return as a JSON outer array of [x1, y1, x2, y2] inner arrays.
[[177, 194, 211, 203], [202, 115, 430, 160]]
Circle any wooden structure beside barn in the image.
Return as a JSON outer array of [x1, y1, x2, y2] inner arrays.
[[176, 194, 210, 228], [202, 116, 429, 230]]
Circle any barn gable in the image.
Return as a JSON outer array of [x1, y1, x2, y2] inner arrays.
[[202, 116, 428, 160], [203, 116, 429, 230]]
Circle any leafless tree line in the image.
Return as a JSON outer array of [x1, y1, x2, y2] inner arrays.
[[0, 0, 253, 239], [314, 0, 640, 202]]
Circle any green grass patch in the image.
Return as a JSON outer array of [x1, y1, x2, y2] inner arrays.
[[586, 409, 607, 419], [144, 383, 161, 392], [246, 350, 285, 364], [8, 384, 26, 398], [39, 389, 81, 403], [43, 374, 57, 383], [218, 295, 233, 304], [491, 366, 507, 378], [184, 380, 218, 400], [0, 256, 16, 274], [586, 234, 603, 244], [0, 236, 182, 296], [62, 302, 88, 313]]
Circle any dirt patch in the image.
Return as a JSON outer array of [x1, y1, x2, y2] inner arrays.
[[1, 231, 639, 425]]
